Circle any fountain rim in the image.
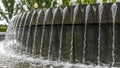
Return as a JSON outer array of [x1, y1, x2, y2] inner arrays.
[[14, 2, 120, 27]]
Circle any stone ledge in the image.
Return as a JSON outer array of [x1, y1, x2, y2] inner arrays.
[[15, 3, 120, 26]]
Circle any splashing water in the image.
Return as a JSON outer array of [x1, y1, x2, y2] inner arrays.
[[82, 5, 90, 63], [0, 40, 117, 68], [4, 14, 22, 54], [1, 3, 120, 68], [98, 3, 103, 65], [111, 3, 117, 66]]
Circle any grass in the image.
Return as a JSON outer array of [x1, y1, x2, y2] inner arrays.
[[0, 25, 7, 32]]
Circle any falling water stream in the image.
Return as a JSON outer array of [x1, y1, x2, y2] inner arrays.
[[32, 10, 42, 57], [13, 16, 18, 29], [14, 14, 22, 39], [16, 13, 26, 41], [70, 5, 78, 62], [6, 14, 22, 54], [21, 12, 30, 48], [82, 5, 90, 63], [12, 16, 20, 53], [16, 13, 26, 53], [48, 8, 54, 59], [26, 11, 36, 54], [19, 12, 30, 55], [10, 15, 18, 40], [14, 14, 22, 29], [98, 3, 103, 65], [4, 18, 14, 48], [12, 16, 18, 40], [111, 3, 117, 66], [0, 3, 120, 68], [58, 7, 68, 61], [40, 9, 50, 58]]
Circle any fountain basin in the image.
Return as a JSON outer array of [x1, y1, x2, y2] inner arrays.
[[7, 2, 120, 66]]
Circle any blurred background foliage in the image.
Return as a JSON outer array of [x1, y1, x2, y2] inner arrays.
[[0, 25, 7, 32], [0, 0, 116, 23]]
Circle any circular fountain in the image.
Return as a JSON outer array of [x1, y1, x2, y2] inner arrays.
[[2, 3, 120, 68]]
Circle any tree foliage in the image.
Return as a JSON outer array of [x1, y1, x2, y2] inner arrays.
[[0, 0, 58, 23], [0, 0, 117, 23]]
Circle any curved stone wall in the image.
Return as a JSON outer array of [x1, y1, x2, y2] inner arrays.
[[13, 3, 120, 66]]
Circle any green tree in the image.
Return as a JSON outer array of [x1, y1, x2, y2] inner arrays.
[[0, 0, 57, 23], [1, 0, 15, 23], [102, 0, 108, 3], [0, 0, 116, 23]]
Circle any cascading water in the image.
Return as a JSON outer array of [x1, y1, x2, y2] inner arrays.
[[11, 16, 18, 48], [48, 8, 57, 60], [70, 5, 78, 62], [4, 14, 22, 54], [82, 5, 90, 63], [20, 12, 30, 50], [16, 13, 26, 53], [16, 13, 26, 41], [32, 10, 42, 57], [14, 14, 22, 41], [13, 16, 19, 29], [58, 7, 68, 61], [98, 3, 103, 65], [11, 15, 18, 44], [26, 11, 36, 54], [40, 8, 50, 58], [111, 3, 117, 66], [1, 3, 120, 68]]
